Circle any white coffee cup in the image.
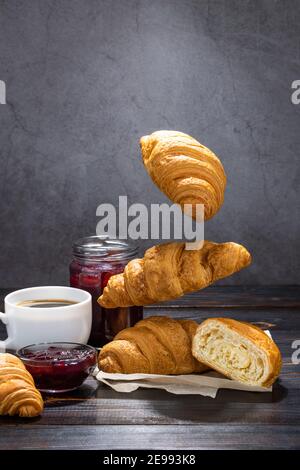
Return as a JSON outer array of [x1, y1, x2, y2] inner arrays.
[[0, 286, 92, 351]]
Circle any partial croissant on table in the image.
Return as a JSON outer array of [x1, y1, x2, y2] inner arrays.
[[98, 240, 251, 308], [0, 353, 44, 417], [192, 318, 282, 387], [140, 130, 226, 220], [99, 316, 207, 374]]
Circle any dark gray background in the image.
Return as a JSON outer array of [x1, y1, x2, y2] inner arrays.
[[0, 0, 299, 287]]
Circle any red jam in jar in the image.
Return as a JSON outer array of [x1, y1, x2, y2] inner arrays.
[[70, 236, 143, 346], [17, 343, 97, 393]]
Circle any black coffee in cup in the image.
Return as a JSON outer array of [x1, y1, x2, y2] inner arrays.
[[17, 299, 78, 308]]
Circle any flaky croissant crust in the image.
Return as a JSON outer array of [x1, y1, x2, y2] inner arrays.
[[98, 240, 251, 308], [99, 316, 207, 375], [140, 130, 226, 220], [0, 353, 43, 417]]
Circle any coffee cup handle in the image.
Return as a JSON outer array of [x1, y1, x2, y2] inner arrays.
[[0, 313, 12, 351]]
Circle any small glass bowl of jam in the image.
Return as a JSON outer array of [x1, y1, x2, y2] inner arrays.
[[17, 342, 97, 393]]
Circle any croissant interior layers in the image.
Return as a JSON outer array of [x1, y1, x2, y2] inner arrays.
[[192, 318, 282, 387]]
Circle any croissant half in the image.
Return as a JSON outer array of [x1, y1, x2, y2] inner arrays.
[[99, 316, 207, 375], [0, 353, 43, 417], [140, 130, 226, 220], [192, 318, 282, 387], [98, 240, 251, 308]]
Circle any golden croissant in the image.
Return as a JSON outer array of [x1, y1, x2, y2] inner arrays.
[[140, 130, 226, 220], [192, 318, 282, 387], [98, 240, 251, 308], [99, 316, 207, 374], [0, 353, 43, 417]]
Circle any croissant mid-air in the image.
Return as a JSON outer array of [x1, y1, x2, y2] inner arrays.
[[140, 130, 226, 220], [98, 241, 251, 308]]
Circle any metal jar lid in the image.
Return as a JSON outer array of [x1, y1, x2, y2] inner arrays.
[[72, 235, 138, 262]]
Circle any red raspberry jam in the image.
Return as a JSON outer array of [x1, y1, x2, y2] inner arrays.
[[70, 236, 143, 346], [17, 343, 97, 393]]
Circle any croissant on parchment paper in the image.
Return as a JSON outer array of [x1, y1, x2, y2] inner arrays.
[[140, 130, 226, 220], [99, 316, 207, 374], [192, 318, 282, 387], [98, 240, 251, 308], [0, 353, 43, 417]]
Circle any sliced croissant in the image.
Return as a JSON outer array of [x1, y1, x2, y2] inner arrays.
[[140, 130, 226, 220], [192, 318, 282, 387], [0, 353, 44, 417]]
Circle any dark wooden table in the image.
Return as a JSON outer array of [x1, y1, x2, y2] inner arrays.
[[1, 286, 300, 450]]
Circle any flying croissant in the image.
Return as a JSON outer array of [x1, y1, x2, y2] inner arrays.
[[140, 130, 226, 220], [98, 240, 251, 308]]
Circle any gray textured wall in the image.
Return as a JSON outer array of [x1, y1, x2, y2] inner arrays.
[[0, 0, 299, 287]]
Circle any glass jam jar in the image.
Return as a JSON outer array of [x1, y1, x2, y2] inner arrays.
[[70, 236, 143, 346]]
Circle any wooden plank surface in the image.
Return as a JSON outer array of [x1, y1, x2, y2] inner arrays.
[[152, 285, 300, 308], [0, 287, 300, 450], [2, 286, 300, 308], [0, 424, 299, 450]]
